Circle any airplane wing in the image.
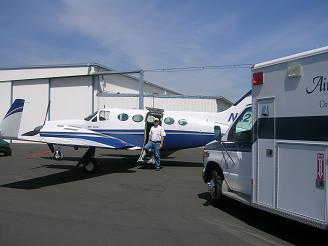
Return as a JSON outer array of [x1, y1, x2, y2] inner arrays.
[[39, 125, 137, 149]]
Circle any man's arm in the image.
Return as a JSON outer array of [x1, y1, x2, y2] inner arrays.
[[160, 127, 166, 148], [148, 128, 152, 142], [160, 136, 165, 148]]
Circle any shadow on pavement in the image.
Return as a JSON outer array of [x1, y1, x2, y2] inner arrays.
[[1, 156, 138, 190], [43, 154, 202, 167], [198, 192, 328, 245], [2, 153, 201, 190]]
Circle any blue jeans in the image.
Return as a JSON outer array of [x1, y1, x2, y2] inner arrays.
[[144, 141, 161, 168]]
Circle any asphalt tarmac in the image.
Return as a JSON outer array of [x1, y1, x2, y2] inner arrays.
[[0, 144, 327, 246]]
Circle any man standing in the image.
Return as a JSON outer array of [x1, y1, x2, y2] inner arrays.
[[144, 118, 166, 171]]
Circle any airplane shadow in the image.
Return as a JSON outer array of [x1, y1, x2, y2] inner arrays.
[[41, 155, 201, 167], [97, 153, 176, 160], [2, 156, 138, 190], [197, 192, 328, 245], [1, 154, 202, 190]]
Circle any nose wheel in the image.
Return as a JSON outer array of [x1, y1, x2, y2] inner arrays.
[[54, 149, 64, 160]]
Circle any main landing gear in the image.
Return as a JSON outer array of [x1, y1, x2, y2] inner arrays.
[[77, 147, 98, 173]]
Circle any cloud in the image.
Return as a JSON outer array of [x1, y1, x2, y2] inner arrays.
[[56, 0, 328, 101], [59, 0, 237, 66], [57, 0, 249, 99], [1, 0, 327, 101]]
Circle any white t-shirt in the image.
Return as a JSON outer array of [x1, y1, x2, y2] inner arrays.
[[149, 125, 166, 142]]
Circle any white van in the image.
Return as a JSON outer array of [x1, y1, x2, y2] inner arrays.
[[202, 46, 328, 229]]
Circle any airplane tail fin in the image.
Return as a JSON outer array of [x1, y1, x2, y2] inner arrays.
[[0, 99, 25, 139]]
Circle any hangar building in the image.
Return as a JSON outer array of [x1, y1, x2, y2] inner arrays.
[[0, 63, 232, 136]]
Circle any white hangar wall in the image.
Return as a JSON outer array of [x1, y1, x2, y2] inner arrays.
[[0, 82, 11, 120], [144, 97, 218, 112], [12, 79, 49, 135], [101, 74, 176, 95], [0, 64, 233, 141], [97, 94, 231, 112], [50, 76, 93, 120], [3, 76, 95, 136]]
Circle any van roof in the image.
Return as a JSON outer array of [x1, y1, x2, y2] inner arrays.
[[253, 46, 328, 70]]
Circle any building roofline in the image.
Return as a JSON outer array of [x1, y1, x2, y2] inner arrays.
[[0, 62, 180, 95], [97, 92, 231, 101], [0, 63, 107, 71]]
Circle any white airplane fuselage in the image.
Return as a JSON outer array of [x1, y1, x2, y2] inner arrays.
[[1, 94, 251, 173], [39, 103, 248, 151]]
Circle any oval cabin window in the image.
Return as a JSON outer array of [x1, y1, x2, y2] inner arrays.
[[178, 119, 187, 126], [118, 113, 129, 121], [132, 114, 144, 122], [164, 117, 175, 125]]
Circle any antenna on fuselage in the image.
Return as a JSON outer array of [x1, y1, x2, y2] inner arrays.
[[43, 100, 51, 126]]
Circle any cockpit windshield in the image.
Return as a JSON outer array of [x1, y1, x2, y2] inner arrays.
[[84, 111, 98, 121]]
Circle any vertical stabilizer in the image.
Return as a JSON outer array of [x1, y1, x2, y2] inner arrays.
[[0, 99, 25, 139]]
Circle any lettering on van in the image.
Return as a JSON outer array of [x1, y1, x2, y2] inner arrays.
[[306, 76, 328, 94]]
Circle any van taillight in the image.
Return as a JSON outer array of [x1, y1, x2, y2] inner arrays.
[[252, 72, 263, 85]]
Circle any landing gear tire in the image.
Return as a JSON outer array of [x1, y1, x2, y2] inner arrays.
[[208, 169, 223, 206], [54, 150, 64, 160], [83, 159, 97, 173]]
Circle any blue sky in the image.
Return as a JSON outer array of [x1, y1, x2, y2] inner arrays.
[[1, 0, 328, 101]]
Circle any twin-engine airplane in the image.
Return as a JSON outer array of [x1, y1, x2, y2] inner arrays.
[[0, 91, 251, 173]]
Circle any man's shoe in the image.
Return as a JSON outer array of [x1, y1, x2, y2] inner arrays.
[[155, 167, 161, 171], [147, 157, 155, 164]]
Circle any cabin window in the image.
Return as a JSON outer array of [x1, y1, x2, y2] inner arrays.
[[99, 110, 110, 121], [164, 117, 175, 125], [132, 114, 144, 122], [118, 113, 129, 121], [92, 116, 97, 122], [178, 119, 187, 126]]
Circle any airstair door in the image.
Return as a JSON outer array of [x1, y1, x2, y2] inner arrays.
[[137, 107, 164, 164]]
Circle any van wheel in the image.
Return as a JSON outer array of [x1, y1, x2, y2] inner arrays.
[[208, 170, 223, 206]]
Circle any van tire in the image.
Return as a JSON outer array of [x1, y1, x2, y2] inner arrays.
[[209, 169, 223, 206]]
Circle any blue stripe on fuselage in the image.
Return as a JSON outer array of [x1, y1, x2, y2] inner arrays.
[[94, 129, 214, 150], [40, 132, 134, 149], [41, 129, 214, 150]]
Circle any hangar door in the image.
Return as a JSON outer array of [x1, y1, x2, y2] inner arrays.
[[12, 79, 49, 136], [0, 82, 11, 120], [50, 76, 93, 120]]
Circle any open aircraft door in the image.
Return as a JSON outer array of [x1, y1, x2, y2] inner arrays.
[[137, 107, 164, 164]]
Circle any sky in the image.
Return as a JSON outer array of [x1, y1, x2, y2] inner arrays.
[[1, 0, 328, 101]]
